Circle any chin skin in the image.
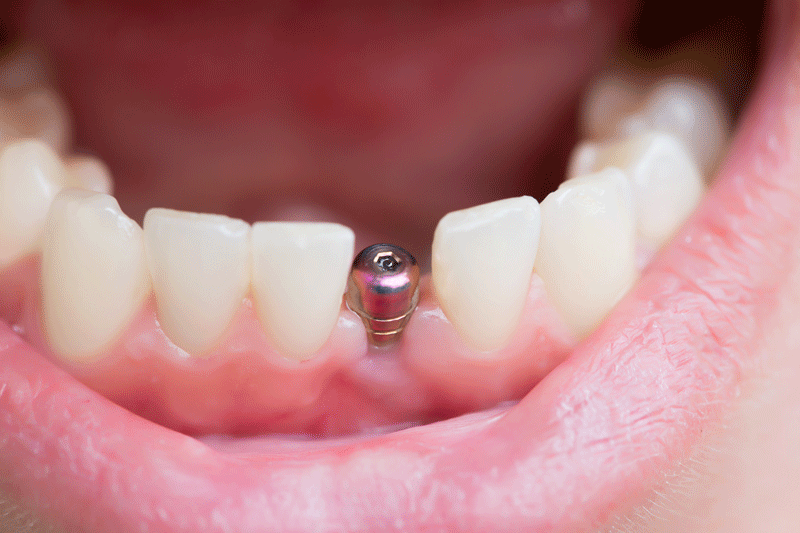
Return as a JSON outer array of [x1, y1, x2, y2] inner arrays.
[[1, 1, 800, 532]]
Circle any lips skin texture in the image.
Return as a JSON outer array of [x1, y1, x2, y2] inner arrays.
[[1, 1, 800, 533]]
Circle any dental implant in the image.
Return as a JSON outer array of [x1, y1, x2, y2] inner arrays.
[[346, 244, 420, 347]]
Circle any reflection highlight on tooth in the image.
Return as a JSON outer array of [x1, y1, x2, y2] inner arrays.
[[569, 131, 704, 248], [581, 74, 730, 173], [144, 208, 251, 356], [41, 189, 151, 361], [432, 196, 541, 352], [536, 169, 637, 337], [624, 79, 729, 173], [0, 139, 66, 268], [251, 222, 354, 360]]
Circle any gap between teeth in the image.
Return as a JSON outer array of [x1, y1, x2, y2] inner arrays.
[[0, 49, 729, 362]]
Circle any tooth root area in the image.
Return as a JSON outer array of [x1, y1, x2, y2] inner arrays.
[[42, 189, 151, 361], [0, 139, 67, 268], [568, 131, 704, 248], [432, 196, 541, 352], [536, 168, 637, 337], [144, 208, 251, 356], [251, 222, 355, 360]]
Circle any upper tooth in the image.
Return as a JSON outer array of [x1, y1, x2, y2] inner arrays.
[[0, 139, 67, 268], [581, 74, 729, 173], [580, 74, 641, 141], [535, 168, 636, 337], [625, 79, 729, 173], [569, 131, 704, 248], [432, 196, 541, 352], [144, 209, 251, 356], [65, 155, 114, 195], [251, 222, 354, 360], [566, 141, 600, 179], [13, 88, 71, 153], [41, 189, 151, 361]]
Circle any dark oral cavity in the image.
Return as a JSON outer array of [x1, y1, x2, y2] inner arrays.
[[0, 1, 787, 532]]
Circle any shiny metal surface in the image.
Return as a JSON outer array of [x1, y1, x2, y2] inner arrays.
[[346, 244, 420, 346]]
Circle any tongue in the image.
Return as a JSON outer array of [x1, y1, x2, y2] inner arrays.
[[19, 0, 630, 251]]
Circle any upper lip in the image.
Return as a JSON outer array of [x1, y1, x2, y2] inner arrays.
[[0, 1, 792, 532]]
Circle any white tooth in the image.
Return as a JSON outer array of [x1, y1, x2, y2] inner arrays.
[[41, 189, 151, 361], [65, 155, 114, 195], [144, 209, 250, 355], [14, 89, 71, 153], [251, 222, 354, 360], [0, 139, 67, 268], [432, 196, 541, 352], [16, 89, 71, 153], [619, 78, 729, 173], [592, 131, 703, 248], [536, 168, 636, 337], [566, 141, 600, 179], [580, 74, 641, 140]]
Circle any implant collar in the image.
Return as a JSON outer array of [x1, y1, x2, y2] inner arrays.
[[346, 244, 420, 346]]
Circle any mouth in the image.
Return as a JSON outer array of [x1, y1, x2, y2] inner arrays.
[[0, 0, 788, 531]]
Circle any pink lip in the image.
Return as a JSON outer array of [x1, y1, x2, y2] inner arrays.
[[1, 1, 798, 531]]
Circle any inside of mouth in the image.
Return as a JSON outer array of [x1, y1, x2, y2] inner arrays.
[[0, 0, 765, 446]]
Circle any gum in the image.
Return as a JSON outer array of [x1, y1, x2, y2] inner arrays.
[[0, 255, 577, 436]]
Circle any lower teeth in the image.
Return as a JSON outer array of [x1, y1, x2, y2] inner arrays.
[[0, 44, 731, 435]]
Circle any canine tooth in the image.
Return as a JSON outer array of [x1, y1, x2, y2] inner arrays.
[[0, 139, 67, 268], [144, 209, 250, 355], [620, 79, 729, 173], [432, 196, 541, 352], [41, 189, 151, 361], [251, 222, 354, 360], [588, 131, 703, 247], [536, 169, 636, 337], [65, 155, 114, 195]]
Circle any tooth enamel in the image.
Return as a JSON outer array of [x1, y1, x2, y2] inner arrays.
[[535, 168, 636, 337], [620, 79, 729, 173], [41, 189, 151, 361], [14, 88, 71, 153], [0, 139, 67, 268], [432, 196, 541, 352], [143, 209, 250, 355], [251, 222, 354, 359], [566, 141, 600, 179], [581, 74, 641, 141], [65, 155, 114, 195], [578, 131, 704, 248]]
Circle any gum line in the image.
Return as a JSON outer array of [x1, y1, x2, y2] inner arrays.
[[0, 257, 576, 435]]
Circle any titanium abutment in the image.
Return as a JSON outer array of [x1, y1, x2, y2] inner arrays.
[[346, 243, 420, 347]]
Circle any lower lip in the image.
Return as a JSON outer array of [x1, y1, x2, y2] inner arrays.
[[1, 1, 796, 532]]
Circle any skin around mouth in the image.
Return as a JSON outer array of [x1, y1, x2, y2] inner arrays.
[[2, 1, 800, 532]]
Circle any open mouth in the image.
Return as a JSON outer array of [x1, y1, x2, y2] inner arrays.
[[0, 0, 792, 531]]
